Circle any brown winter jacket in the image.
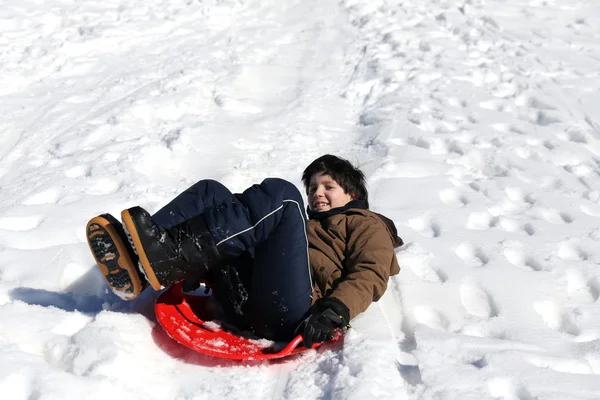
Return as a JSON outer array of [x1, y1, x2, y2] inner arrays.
[[307, 202, 403, 320]]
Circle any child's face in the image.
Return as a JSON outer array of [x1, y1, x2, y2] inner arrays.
[[307, 172, 354, 212]]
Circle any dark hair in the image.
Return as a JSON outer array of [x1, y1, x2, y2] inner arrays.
[[301, 154, 369, 208]]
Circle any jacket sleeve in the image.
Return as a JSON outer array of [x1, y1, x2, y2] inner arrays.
[[327, 215, 396, 320]]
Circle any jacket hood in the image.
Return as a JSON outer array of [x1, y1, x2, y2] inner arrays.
[[372, 212, 404, 248]]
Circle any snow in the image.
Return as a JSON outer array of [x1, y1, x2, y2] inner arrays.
[[1, 0, 600, 398]]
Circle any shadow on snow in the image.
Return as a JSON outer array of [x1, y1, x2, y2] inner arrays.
[[8, 263, 159, 318]]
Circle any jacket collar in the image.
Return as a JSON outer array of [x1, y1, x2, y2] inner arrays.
[[307, 200, 367, 220]]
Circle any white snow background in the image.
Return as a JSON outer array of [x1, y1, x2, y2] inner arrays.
[[1, 0, 600, 399]]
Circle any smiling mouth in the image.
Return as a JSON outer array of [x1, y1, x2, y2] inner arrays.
[[314, 202, 329, 208]]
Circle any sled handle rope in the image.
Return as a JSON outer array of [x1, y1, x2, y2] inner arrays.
[[277, 334, 305, 356]]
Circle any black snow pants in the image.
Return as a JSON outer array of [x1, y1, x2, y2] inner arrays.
[[151, 178, 313, 340]]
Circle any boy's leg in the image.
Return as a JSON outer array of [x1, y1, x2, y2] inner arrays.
[[122, 179, 234, 290], [206, 178, 313, 340], [86, 180, 232, 299], [150, 179, 254, 320], [151, 179, 233, 228], [122, 177, 313, 338], [164, 178, 313, 338]]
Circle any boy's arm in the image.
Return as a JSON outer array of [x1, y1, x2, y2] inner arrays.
[[327, 215, 397, 320]]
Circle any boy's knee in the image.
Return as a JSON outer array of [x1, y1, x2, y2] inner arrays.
[[263, 178, 303, 202], [195, 179, 220, 186], [193, 179, 228, 193]]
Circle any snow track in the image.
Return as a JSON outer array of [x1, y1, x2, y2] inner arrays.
[[1, 0, 600, 399], [339, 0, 600, 398]]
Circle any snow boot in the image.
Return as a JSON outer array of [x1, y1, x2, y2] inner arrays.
[[86, 214, 148, 300], [120, 206, 221, 290]]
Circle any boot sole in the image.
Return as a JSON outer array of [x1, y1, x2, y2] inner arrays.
[[86, 214, 145, 300], [121, 209, 163, 291]]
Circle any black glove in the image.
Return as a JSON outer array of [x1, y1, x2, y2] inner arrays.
[[301, 298, 350, 348], [182, 278, 201, 292], [181, 277, 212, 294]]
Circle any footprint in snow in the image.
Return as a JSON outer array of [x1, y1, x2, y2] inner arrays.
[[460, 278, 498, 318], [491, 82, 518, 99], [0, 215, 44, 232], [455, 242, 489, 266], [408, 214, 440, 238], [566, 269, 599, 304], [490, 123, 511, 133], [557, 240, 588, 261], [479, 99, 506, 112], [505, 186, 535, 205], [465, 211, 496, 230], [83, 178, 122, 196], [487, 377, 535, 400], [405, 136, 431, 151], [533, 300, 580, 336], [564, 127, 588, 144], [22, 187, 62, 205], [522, 223, 536, 236], [398, 246, 446, 283], [438, 188, 468, 208], [502, 244, 543, 271], [522, 95, 556, 111], [537, 208, 573, 224], [413, 305, 450, 331], [530, 109, 561, 127], [444, 96, 467, 108], [497, 217, 536, 236]]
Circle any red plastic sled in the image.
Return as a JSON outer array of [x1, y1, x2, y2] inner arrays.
[[155, 281, 336, 360]]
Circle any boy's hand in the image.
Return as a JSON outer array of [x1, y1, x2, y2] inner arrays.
[[182, 278, 201, 292], [302, 298, 350, 348]]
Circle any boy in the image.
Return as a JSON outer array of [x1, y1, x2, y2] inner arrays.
[[86, 155, 402, 346]]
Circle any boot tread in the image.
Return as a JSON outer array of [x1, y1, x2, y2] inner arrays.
[[86, 214, 146, 300]]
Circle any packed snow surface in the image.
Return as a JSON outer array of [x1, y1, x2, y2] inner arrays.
[[1, 0, 600, 399]]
